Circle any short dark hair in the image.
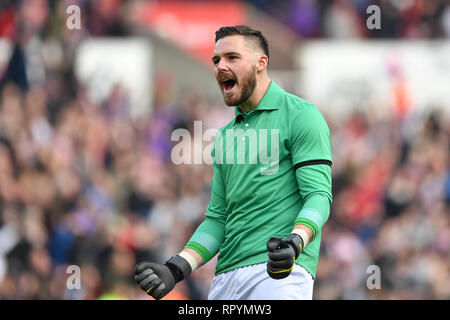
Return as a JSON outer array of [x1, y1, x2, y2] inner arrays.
[[215, 25, 269, 60]]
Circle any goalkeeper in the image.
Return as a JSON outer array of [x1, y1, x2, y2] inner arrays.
[[135, 25, 332, 300]]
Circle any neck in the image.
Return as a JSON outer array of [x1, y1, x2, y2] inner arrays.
[[238, 76, 271, 113]]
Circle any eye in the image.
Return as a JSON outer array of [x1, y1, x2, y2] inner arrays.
[[229, 55, 238, 60]]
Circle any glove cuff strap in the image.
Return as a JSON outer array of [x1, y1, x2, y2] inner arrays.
[[165, 255, 192, 283], [286, 234, 304, 259]]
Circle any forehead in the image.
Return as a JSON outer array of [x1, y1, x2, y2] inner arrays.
[[213, 35, 254, 56]]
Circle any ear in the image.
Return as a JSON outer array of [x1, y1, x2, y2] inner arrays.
[[256, 54, 268, 72]]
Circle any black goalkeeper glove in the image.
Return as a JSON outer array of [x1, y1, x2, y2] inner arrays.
[[134, 255, 192, 300], [267, 233, 304, 280]]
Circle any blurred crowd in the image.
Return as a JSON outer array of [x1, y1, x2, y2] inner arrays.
[[248, 0, 450, 38], [317, 107, 449, 299], [0, 77, 228, 300], [0, 0, 449, 300]]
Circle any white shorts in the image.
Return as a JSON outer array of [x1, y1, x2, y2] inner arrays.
[[207, 263, 314, 300]]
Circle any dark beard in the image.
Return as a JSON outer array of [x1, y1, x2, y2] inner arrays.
[[224, 65, 257, 106]]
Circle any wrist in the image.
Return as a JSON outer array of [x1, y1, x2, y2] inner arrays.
[[292, 228, 310, 248], [285, 233, 304, 259], [165, 255, 192, 283], [179, 250, 201, 271]]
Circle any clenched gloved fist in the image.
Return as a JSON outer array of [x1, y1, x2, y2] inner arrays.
[[134, 255, 192, 300], [266, 234, 304, 280]]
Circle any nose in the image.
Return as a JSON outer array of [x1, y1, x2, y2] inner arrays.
[[216, 59, 229, 73]]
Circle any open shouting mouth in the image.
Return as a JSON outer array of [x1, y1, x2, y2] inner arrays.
[[222, 78, 237, 94]]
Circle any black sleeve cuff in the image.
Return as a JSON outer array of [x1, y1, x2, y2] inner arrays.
[[293, 159, 332, 171], [165, 255, 192, 283]]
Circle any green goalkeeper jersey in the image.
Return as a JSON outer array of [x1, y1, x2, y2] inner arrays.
[[185, 81, 332, 278]]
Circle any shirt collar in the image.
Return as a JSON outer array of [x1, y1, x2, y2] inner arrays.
[[233, 80, 283, 124]]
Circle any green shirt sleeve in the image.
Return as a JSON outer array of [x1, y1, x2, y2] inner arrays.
[[204, 146, 227, 223], [294, 165, 332, 240], [185, 217, 225, 263], [185, 141, 227, 263], [290, 104, 332, 165], [290, 104, 332, 240]]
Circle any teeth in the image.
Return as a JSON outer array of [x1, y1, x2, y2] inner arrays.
[[221, 76, 234, 82]]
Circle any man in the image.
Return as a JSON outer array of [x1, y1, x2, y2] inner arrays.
[[135, 25, 332, 300]]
